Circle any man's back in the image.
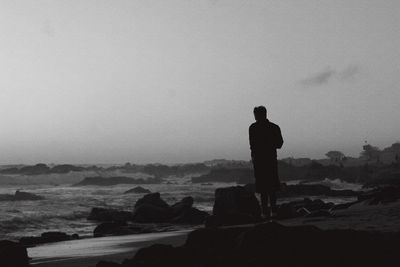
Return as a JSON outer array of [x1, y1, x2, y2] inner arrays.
[[249, 119, 283, 157]]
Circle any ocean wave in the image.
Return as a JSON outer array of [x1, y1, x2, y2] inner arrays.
[[303, 178, 363, 191], [0, 210, 89, 229]]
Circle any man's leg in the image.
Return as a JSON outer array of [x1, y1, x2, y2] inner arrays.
[[268, 191, 277, 216], [260, 193, 270, 217]]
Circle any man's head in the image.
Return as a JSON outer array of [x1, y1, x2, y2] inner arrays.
[[253, 106, 267, 121]]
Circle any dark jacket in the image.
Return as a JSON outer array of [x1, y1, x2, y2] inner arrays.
[[249, 119, 283, 193]]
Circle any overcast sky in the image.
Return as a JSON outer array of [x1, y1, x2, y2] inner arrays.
[[0, 0, 399, 164]]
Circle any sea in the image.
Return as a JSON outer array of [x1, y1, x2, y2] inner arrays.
[[0, 171, 363, 241]]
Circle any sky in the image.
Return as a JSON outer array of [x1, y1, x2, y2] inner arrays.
[[0, 0, 399, 164]]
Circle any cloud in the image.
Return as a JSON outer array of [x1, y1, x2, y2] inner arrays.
[[300, 68, 336, 86], [339, 65, 360, 81], [300, 65, 360, 87]]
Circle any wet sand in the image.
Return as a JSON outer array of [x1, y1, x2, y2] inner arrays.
[[29, 230, 189, 267]]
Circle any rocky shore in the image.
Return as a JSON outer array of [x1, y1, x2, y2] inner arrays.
[[2, 183, 400, 267]]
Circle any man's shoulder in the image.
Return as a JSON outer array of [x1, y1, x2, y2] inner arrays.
[[268, 121, 280, 129], [249, 122, 257, 129]]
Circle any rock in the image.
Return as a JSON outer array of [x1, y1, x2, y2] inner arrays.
[[134, 193, 170, 210], [131, 193, 207, 224], [0, 191, 44, 201], [210, 186, 261, 226], [358, 186, 400, 204], [170, 196, 194, 216], [87, 208, 132, 222], [94, 222, 128, 237], [123, 186, 151, 194], [0, 240, 29, 267], [277, 198, 334, 219], [171, 207, 209, 224], [120, 222, 400, 267], [132, 204, 171, 223], [19, 232, 79, 246]]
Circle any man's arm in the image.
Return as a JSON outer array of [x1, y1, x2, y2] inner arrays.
[[275, 125, 283, 149], [249, 125, 255, 159]]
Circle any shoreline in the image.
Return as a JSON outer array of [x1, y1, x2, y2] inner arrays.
[[28, 230, 190, 267]]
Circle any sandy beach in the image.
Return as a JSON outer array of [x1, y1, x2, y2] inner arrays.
[[28, 230, 189, 267]]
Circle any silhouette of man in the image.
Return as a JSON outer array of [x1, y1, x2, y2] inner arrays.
[[249, 106, 283, 218]]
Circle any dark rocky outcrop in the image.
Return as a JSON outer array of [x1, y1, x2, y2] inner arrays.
[[0, 190, 44, 201], [74, 176, 161, 186], [205, 186, 261, 227], [19, 232, 79, 246], [170, 196, 193, 217], [357, 186, 400, 204], [92, 222, 153, 237], [134, 193, 170, 210], [93, 222, 400, 267], [87, 208, 133, 222], [0, 240, 29, 267], [124, 186, 151, 194], [132, 193, 208, 224], [132, 204, 171, 223], [90, 193, 209, 236], [277, 198, 334, 219]]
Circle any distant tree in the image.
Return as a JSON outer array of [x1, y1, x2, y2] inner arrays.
[[325, 151, 345, 162], [361, 144, 381, 162]]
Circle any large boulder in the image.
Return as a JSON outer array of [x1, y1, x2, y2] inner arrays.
[[132, 204, 171, 223], [131, 193, 208, 224], [134, 193, 169, 209], [132, 193, 171, 223], [0, 240, 29, 267], [210, 186, 261, 226], [87, 208, 132, 222], [170, 196, 193, 216], [171, 207, 209, 224]]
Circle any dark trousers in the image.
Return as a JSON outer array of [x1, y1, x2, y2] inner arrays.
[[260, 191, 277, 215]]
